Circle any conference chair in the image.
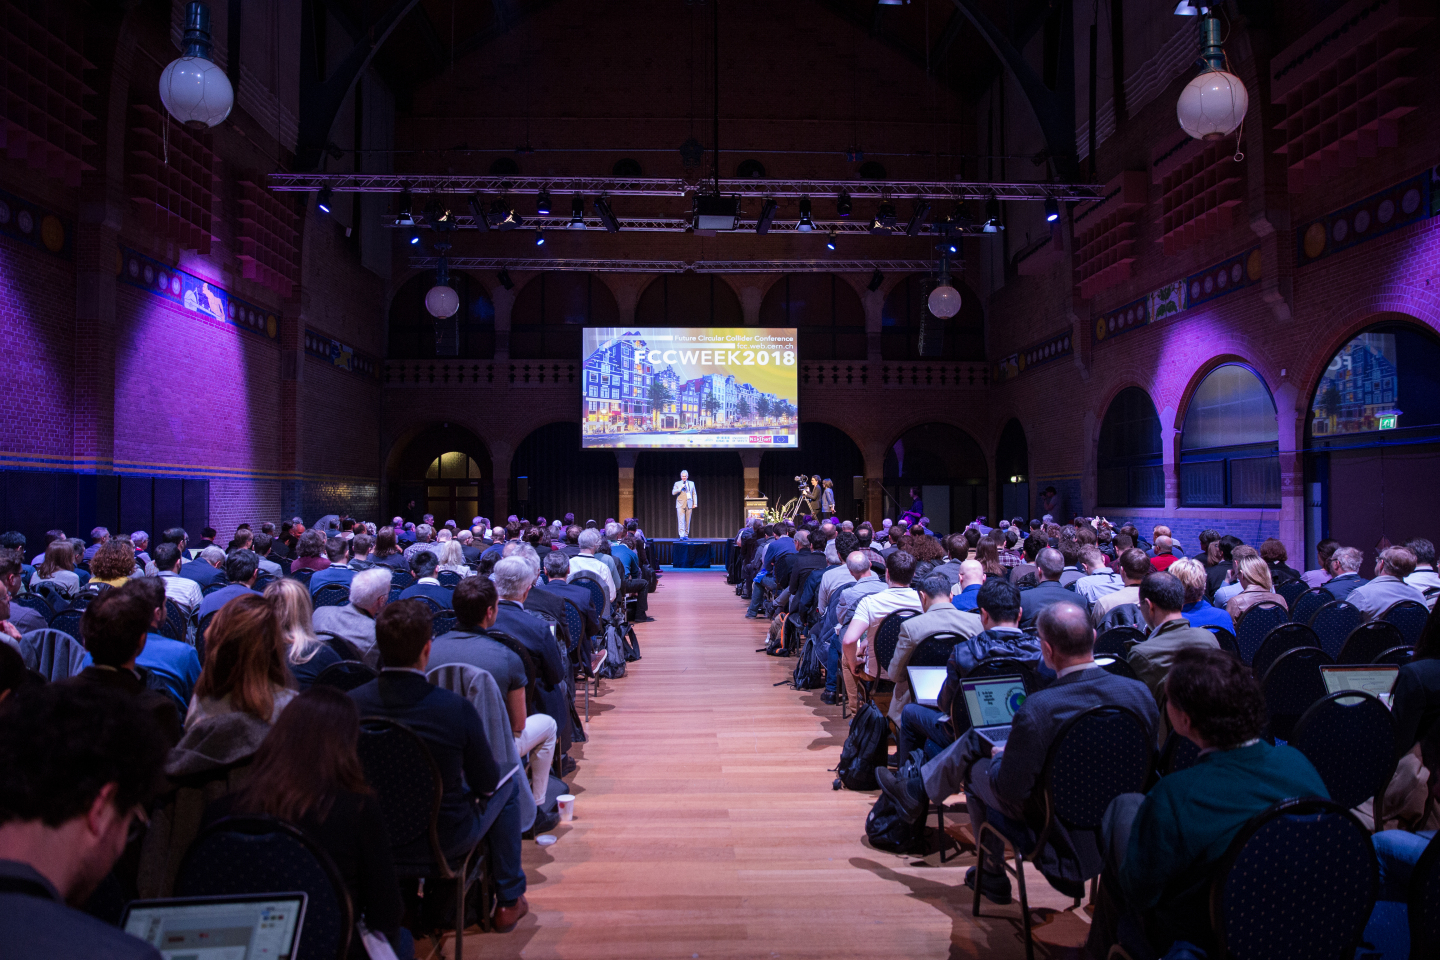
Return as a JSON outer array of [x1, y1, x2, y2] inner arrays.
[[1336, 621, 1406, 665], [387, 585, 404, 604], [408, 595, 445, 615], [973, 705, 1154, 960], [18, 628, 90, 681], [1276, 578, 1309, 607], [1382, 600, 1430, 647], [160, 599, 190, 643], [873, 610, 921, 677], [1259, 646, 1334, 741], [1097, 653, 1140, 682], [1291, 587, 1333, 627], [437, 570, 464, 588], [1209, 799, 1376, 960], [1291, 691, 1397, 812], [1094, 624, 1146, 657], [1310, 601, 1365, 660], [287, 568, 315, 587], [1157, 730, 1201, 776], [1234, 602, 1289, 665], [907, 633, 957, 667], [200, 580, 230, 597], [432, 609, 457, 639], [1250, 623, 1320, 680], [10, 593, 53, 623], [1374, 645, 1415, 666], [47, 608, 83, 642], [196, 612, 217, 662], [312, 660, 379, 693], [312, 583, 351, 608], [175, 815, 353, 960], [1201, 624, 1241, 660], [390, 570, 416, 589]]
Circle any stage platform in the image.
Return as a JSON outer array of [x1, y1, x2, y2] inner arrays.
[[648, 538, 734, 568]]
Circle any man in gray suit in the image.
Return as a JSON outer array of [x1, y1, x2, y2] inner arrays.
[[878, 601, 1158, 905], [1348, 546, 1429, 621], [313, 567, 390, 667], [886, 574, 982, 725]]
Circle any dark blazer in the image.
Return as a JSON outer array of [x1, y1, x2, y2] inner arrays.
[[178, 558, 225, 588], [493, 600, 563, 689], [1391, 657, 1440, 757], [522, 585, 568, 629], [349, 671, 501, 863], [786, 549, 828, 597], [532, 581, 602, 654], [1018, 579, 1082, 631], [196, 583, 260, 621], [399, 581, 453, 608], [64, 665, 183, 747], [461, 544, 484, 564], [1322, 572, 1368, 603]]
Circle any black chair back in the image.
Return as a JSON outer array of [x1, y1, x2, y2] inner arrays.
[[387, 585, 404, 604], [11, 594, 53, 623], [1095, 624, 1146, 656], [1310, 601, 1364, 659], [312, 660, 378, 692], [1375, 645, 1415, 666], [966, 656, 1047, 693], [1235, 602, 1289, 664], [160, 599, 189, 642], [1211, 798, 1376, 960], [288, 568, 315, 586], [432, 609, 457, 638], [1335, 620, 1405, 665], [312, 583, 350, 608], [1291, 691, 1397, 811], [909, 632, 959, 667], [409, 595, 444, 614], [356, 718, 450, 876], [1158, 731, 1201, 776], [1291, 587, 1333, 626], [252, 574, 276, 592], [48, 608, 82, 641], [873, 610, 920, 673], [175, 815, 353, 960], [1041, 706, 1153, 840], [1251, 623, 1319, 679], [1201, 624, 1241, 659], [572, 576, 607, 621], [1382, 600, 1430, 646], [1276, 578, 1308, 607], [1409, 832, 1440, 957], [70, 583, 112, 609], [196, 612, 216, 662], [437, 570, 463, 588], [1259, 646, 1334, 741], [562, 600, 587, 660], [390, 569, 416, 589], [200, 580, 229, 597], [1096, 654, 1140, 682]]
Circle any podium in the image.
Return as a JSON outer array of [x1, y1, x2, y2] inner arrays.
[[672, 541, 711, 568], [744, 497, 768, 521]]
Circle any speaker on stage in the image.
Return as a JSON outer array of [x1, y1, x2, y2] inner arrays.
[[852, 476, 865, 502]]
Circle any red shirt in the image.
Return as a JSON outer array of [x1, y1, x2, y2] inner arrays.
[[1150, 553, 1178, 572]]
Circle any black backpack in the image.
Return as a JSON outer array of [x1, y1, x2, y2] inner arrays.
[[836, 701, 888, 791], [792, 635, 825, 689], [864, 748, 927, 853]]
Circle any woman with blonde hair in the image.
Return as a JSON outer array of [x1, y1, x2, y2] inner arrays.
[[435, 538, 474, 578], [264, 577, 342, 689], [187, 593, 296, 727], [1226, 552, 1287, 624], [31, 540, 81, 597]]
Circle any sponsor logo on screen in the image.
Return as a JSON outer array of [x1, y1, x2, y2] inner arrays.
[[748, 436, 772, 444]]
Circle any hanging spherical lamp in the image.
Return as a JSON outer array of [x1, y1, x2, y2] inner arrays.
[[426, 251, 460, 319], [1176, 14, 1247, 141], [927, 283, 962, 319], [159, 3, 234, 130]]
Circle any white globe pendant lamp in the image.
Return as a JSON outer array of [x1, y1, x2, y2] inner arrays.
[[159, 3, 234, 130], [927, 282, 962, 319], [1176, 12, 1247, 141], [426, 247, 460, 319]]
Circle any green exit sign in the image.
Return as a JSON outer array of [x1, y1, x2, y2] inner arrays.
[[1379, 415, 1398, 430]]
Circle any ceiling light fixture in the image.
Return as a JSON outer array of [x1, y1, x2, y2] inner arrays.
[[490, 199, 520, 230], [755, 198, 778, 235], [1044, 196, 1060, 222], [796, 196, 814, 232], [497, 268, 514, 290], [868, 268, 885, 292], [595, 197, 620, 232], [1176, 9, 1248, 141], [825, 228, 837, 251], [407, 226, 421, 245], [536, 189, 552, 216], [316, 185, 332, 214], [905, 200, 931, 236], [466, 193, 487, 231], [159, 2, 233, 129], [534, 229, 546, 246], [569, 195, 587, 229], [397, 187, 415, 226], [425, 243, 460, 319], [836, 190, 852, 218], [869, 200, 897, 235]]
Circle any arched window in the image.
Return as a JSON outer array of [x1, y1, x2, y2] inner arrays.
[[612, 158, 643, 176], [881, 274, 984, 361], [510, 272, 619, 359], [1179, 364, 1279, 507], [387, 271, 495, 359], [735, 159, 766, 178], [636, 274, 742, 326], [1098, 387, 1163, 507], [759, 274, 865, 360], [996, 419, 1029, 520], [424, 452, 483, 527]]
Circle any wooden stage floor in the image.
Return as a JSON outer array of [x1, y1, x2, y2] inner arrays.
[[465, 569, 1090, 960]]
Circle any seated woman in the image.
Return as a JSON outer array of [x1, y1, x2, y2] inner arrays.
[[205, 686, 414, 959], [899, 486, 924, 527], [187, 593, 297, 728], [266, 577, 342, 690], [1225, 553, 1288, 624], [435, 540, 475, 579], [31, 540, 80, 598], [88, 539, 137, 589]]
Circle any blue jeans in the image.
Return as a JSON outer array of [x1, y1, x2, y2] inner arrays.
[[1374, 829, 1435, 900], [443, 778, 526, 904], [746, 575, 774, 616], [825, 629, 843, 695], [897, 703, 953, 762]]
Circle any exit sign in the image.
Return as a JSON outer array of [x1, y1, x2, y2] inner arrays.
[[1379, 415, 1398, 430]]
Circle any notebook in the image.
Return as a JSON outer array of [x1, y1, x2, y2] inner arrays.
[[1320, 664, 1399, 707], [962, 675, 1028, 747], [907, 665, 948, 707], [122, 893, 306, 960]]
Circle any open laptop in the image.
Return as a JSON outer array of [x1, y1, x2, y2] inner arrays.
[[1320, 664, 1399, 707], [122, 893, 306, 960], [962, 675, 1028, 747], [907, 666, 948, 707]]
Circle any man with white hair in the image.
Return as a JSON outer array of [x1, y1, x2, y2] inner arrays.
[[403, 523, 436, 563], [313, 566, 391, 667], [1322, 545, 1369, 603], [672, 469, 697, 538], [130, 531, 152, 569], [605, 522, 651, 621], [569, 528, 616, 602], [178, 544, 227, 589], [491, 556, 570, 765]]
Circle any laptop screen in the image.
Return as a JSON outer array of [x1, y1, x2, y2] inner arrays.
[[907, 666, 948, 706], [1320, 665, 1399, 699], [123, 893, 305, 960], [963, 676, 1027, 728]]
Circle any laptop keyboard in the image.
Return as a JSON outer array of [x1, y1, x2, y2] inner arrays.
[[980, 725, 1011, 745]]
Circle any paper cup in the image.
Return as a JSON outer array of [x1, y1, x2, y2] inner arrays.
[[557, 794, 576, 822]]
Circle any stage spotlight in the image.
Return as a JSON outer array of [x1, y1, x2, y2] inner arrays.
[[468, 193, 489, 231], [397, 187, 414, 226], [536, 189, 551, 216], [1045, 196, 1060, 222], [755, 198, 778, 235], [569, 195, 587, 229], [836, 190, 852, 217], [825, 228, 837, 251], [535, 229, 546, 246], [498, 268, 514, 290], [595, 196, 621, 232], [407, 226, 421, 245], [490, 199, 520, 230], [869, 200, 897, 235], [868, 268, 884, 291], [316, 185, 332, 214], [905, 199, 930, 236], [796, 196, 814, 232]]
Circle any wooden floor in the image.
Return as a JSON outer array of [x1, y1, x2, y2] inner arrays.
[[469, 570, 1090, 960]]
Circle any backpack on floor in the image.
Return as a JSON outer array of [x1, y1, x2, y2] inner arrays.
[[765, 614, 789, 656], [792, 635, 825, 689], [836, 701, 888, 791], [621, 624, 641, 662], [597, 622, 628, 679], [865, 748, 927, 852]]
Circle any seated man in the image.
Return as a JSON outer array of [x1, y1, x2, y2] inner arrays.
[[152, 542, 204, 617], [1018, 548, 1077, 631], [1319, 544, 1369, 602], [68, 588, 183, 745], [195, 549, 262, 621], [604, 523, 650, 622], [1086, 648, 1328, 959], [307, 538, 355, 595], [887, 574, 983, 730], [532, 553, 601, 650], [0, 548, 46, 635], [568, 529, 617, 607], [951, 559, 984, 611], [1073, 546, 1124, 606], [1126, 572, 1219, 699], [251, 532, 285, 578], [0, 683, 170, 959], [1348, 546, 1429, 621], [879, 601, 1158, 904], [821, 550, 884, 705], [433, 577, 557, 809], [839, 551, 924, 703], [492, 557, 569, 755], [313, 567, 391, 667], [177, 544, 226, 589], [398, 551, 452, 607], [349, 600, 529, 931], [126, 576, 202, 719], [1090, 548, 1151, 628]]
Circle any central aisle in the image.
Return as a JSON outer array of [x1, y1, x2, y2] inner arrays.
[[488, 570, 1085, 960]]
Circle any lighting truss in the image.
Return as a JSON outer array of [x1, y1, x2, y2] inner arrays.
[[268, 173, 1104, 202], [410, 257, 947, 274], [394, 215, 994, 236]]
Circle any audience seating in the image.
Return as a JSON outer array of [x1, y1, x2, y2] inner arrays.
[[1375, 645, 1415, 666], [1310, 601, 1364, 659], [160, 599, 190, 642], [312, 583, 350, 608], [907, 633, 957, 667], [409, 595, 446, 615], [1251, 623, 1320, 680], [1097, 653, 1140, 683], [1276, 578, 1309, 607], [289, 568, 315, 586], [1291, 691, 1397, 811], [390, 570, 416, 589], [1291, 587, 1334, 626], [70, 584, 110, 609], [17, 628, 89, 680], [312, 660, 379, 692], [1210, 799, 1376, 960], [30, 580, 67, 611], [387, 585, 404, 604], [253, 574, 276, 592], [432, 609, 457, 638], [973, 705, 1154, 960], [1094, 625, 1145, 657], [196, 612, 216, 660], [1336, 621, 1407, 665], [356, 718, 491, 955], [1200, 623, 1241, 659], [1234, 602, 1290, 665], [872, 611, 921, 677], [570, 576, 608, 623], [1382, 600, 1430, 647], [175, 815, 353, 960], [200, 581, 230, 597], [1259, 646, 1334, 740], [437, 571, 463, 588], [1157, 730, 1201, 776], [1409, 833, 1440, 957], [10, 593, 53, 623], [47, 608, 83, 642]]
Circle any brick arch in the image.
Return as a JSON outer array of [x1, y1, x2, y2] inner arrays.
[[1173, 355, 1279, 440], [1296, 284, 1440, 411], [1089, 377, 1161, 449]]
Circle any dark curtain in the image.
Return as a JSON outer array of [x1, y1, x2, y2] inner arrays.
[[759, 422, 866, 521], [634, 450, 743, 539], [510, 422, 617, 525]]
